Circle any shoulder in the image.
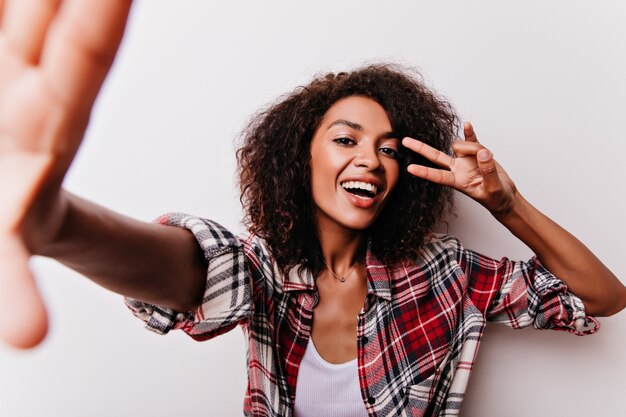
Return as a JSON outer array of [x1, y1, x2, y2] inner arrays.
[[238, 231, 273, 264], [382, 233, 470, 301], [384, 233, 468, 287], [237, 231, 290, 292], [413, 233, 465, 265]]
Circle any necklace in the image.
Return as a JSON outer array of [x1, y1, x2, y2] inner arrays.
[[322, 259, 357, 283]]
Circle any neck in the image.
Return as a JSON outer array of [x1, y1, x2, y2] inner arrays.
[[315, 215, 367, 275]]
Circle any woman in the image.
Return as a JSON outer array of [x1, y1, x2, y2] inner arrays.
[[0, 2, 623, 417]]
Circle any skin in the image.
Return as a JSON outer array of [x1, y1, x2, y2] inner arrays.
[[0, 0, 624, 352]]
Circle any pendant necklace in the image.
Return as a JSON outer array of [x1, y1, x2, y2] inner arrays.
[[322, 259, 357, 283]]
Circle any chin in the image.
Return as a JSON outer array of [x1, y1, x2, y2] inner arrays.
[[314, 195, 387, 233], [336, 213, 380, 231]]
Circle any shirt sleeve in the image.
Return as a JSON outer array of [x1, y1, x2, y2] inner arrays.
[[124, 213, 254, 341], [455, 239, 600, 336]]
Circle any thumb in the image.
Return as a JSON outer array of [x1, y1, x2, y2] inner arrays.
[[0, 237, 48, 349], [477, 149, 501, 192]]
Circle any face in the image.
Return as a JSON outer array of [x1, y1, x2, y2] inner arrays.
[[309, 96, 401, 232]]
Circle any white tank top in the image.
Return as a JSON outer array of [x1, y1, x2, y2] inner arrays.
[[294, 338, 368, 417]]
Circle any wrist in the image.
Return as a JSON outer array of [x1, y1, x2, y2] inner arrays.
[[491, 189, 527, 225], [24, 189, 68, 256]]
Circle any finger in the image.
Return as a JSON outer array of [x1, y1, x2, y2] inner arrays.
[[2, 0, 61, 64], [476, 148, 501, 192], [0, 236, 48, 349], [407, 164, 456, 187], [464, 122, 479, 143], [402, 137, 454, 169], [0, 154, 52, 349], [451, 140, 485, 157], [41, 0, 132, 109]]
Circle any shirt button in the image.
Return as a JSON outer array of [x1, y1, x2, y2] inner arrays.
[[367, 396, 376, 405], [361, 336, 369, 345]]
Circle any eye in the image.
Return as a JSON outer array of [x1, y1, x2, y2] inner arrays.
[[379, 146, 399, 159], [333, 137, 356, 146]]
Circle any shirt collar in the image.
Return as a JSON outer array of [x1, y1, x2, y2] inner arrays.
[[364, 240, 393, 301], [282, 239, 393, 301]]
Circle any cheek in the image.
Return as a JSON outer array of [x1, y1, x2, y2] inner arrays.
[[386, 162, 401, 191], [309, 157, 336, 202]]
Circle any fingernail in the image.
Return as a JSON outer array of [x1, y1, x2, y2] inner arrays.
[[478, 149, 491, 162]]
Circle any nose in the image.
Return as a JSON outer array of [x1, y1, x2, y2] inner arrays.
[[352, 145, 381, 171]]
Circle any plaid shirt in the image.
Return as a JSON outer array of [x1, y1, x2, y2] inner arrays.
[[126, 213, 599, 417]]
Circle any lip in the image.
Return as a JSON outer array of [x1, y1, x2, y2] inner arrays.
[[338, 175, 385, 209], [340, 186, 382, 209]]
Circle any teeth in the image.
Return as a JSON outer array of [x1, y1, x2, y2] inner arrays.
[[340, 181, 378, 194]]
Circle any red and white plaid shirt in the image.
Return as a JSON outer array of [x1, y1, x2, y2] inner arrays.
[[126, 213, 599, 417]]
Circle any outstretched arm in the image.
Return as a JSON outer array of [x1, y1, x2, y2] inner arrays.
[[403, 122, 626, 317], [0, 1, 206, 349]]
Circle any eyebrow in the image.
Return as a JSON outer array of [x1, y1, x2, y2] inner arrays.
[[327, 119, 398, 139]]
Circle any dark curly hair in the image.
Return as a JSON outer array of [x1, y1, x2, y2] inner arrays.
[[237, 63, 458, 277]]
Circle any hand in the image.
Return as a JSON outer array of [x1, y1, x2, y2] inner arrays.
[[402, 122, 518, 217], [0, 0, 132, 349]]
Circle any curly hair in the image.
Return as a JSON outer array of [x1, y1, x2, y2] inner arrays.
[[237, 63, 458, 276]]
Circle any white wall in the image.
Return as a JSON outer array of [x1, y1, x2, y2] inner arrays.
[[1, 1, 624, 416]]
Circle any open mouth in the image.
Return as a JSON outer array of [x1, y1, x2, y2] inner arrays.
[[340, 181, 380, 200]]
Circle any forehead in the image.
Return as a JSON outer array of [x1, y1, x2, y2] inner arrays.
[[320, 96, 392, 131]]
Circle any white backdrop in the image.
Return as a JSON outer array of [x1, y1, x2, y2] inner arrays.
[[1, 1, 625, 416]]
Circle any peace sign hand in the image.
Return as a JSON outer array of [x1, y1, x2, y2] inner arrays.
[[402, 122, 518, 217]]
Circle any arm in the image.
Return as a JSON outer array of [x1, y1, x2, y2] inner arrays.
[[0, 0, 205, 349], [403, 123, 626, 317], [492, 192, 624, 316], [38, 191, 207, 313]]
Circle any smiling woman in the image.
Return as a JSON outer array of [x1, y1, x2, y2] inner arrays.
[[1, 2, 625, 417], [128, 64, 614, 417]]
